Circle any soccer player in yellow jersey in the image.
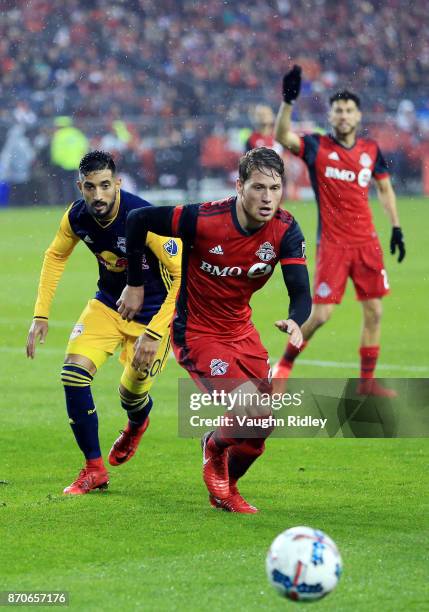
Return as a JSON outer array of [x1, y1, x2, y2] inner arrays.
[[26, 151, 181, 495]]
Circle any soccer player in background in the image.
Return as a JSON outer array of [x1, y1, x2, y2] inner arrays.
[[26, 151, 181, 494], [118, 147, 312, 513], [245, 104, 282, 153], [272, 66, 406, 397]]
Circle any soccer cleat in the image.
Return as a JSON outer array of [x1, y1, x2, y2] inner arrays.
[[272, 360, 293, 380], [271, 360, 293, 394], [63, 466, 109, 495], [108, 418, 150, 466], [201, 431, 230, 499], [357, 379, 398, 399], [209, 493, 258, 514]]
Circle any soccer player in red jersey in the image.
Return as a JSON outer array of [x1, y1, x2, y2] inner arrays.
[[272, 66, 406, 397], [118, 147, 312, 513], [245, 104, 282, 153]]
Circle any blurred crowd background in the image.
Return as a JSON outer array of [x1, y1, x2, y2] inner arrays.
[[1, 0, 429, 205]]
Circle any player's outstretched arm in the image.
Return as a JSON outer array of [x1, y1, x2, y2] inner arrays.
[[28, 212, 79, 356], [375, 176, 405, 262], [274, 65, 302, 153], [26, 319, 48, 358], [276, 263, 311, 349]]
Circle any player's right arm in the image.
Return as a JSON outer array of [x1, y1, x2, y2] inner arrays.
[[274, 65, 302, 154], [274, 218, 312, 348], [117, 204, 198, 320], [26, 209, 79, 358]]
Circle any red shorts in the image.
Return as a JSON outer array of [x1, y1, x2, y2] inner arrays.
[[172, 327, 271, 392], [313, 240, 390, 304]]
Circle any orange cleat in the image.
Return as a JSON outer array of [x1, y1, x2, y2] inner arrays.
[[108, 418, 150, 466], [63, 466, 109, 495], [271, 361, 293, 394], [209, 492, 258, 513], [201, 431, 230, 499]]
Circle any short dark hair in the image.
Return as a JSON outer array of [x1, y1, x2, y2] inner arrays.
[[79, 150, 116, 177], [238, 147, 284, 182], [329, 90, 361, 109]]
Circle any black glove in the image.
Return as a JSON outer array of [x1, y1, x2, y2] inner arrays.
[[390, 227, 405, 262], [282, 65, 302, 104]]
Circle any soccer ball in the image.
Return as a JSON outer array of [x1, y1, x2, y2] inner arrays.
[[266, 526, 342, 602]]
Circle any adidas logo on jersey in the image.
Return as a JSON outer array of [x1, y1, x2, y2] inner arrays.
[[83, 235, 94, 244], [209, 245, 224, 255], [328, 151, 340, 161]]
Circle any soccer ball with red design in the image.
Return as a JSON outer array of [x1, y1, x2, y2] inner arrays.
[[265, 526, 342, 602]]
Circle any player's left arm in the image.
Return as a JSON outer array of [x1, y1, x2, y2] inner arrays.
[[275, 219, 312, 347], [143, 232, 182, 339], [118, 204, 197, 320], [374, 148, 405, 262], [131, 233, 182, 370]]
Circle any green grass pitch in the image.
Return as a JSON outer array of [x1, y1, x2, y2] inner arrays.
[[0, 198, 428, 610]]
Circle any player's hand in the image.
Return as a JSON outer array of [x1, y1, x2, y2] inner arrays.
[[116, 285, 145, 321], [390, 227, 405, 263], [132, 334, 161, 372], [26, 319, 49, 359], [275, 318, 303, 348], [282, 65, 302, 104]]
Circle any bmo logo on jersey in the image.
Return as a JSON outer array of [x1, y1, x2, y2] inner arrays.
[[200, 261, 242, 277], [325, 166, 372, 187], [200, 261, 272, 279]]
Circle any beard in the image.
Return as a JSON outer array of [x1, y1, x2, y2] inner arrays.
[[86, 196, 116, 220]]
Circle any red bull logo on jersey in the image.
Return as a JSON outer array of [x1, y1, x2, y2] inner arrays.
[[325, 166, 372, 188], [96, 251, 127, 272]]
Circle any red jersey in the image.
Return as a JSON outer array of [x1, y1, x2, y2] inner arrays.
[[246, 132, 282, 154], [170, 197, 306, 343], [297, 134, 389, 246]]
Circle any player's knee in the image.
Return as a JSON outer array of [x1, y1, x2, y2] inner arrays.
[[363, 301, 382, 328], [61, 363, 93, 389], [118, 386, 151, 415], [64, 354, 97, 376]]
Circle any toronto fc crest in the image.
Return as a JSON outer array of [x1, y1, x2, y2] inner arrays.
[[256, 241, 276, 262]]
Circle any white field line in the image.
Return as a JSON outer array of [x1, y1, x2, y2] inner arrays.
[[286, 358, 429, 373], [1, 344, 428, 373]]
